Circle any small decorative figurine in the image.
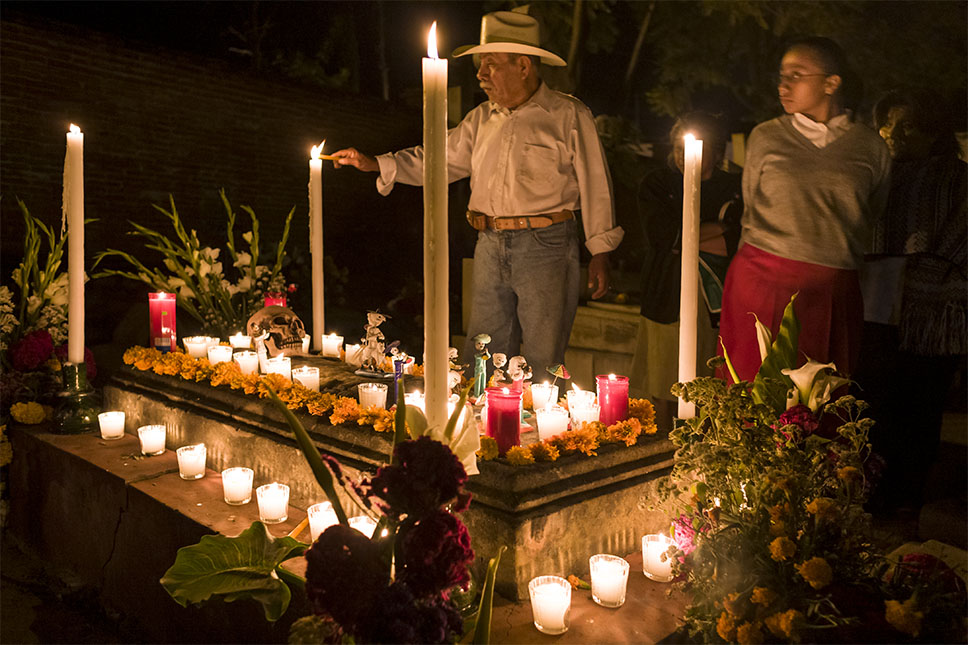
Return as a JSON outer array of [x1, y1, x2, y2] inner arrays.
[[470, 333, 491, 399], [507, 356, 532, 387], [358, 310, 389, 372], [489, 352, 507, 387], [447, 347, 463, 393]]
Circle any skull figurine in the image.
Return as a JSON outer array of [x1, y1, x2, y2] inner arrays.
[[246, 305, 307, 357]]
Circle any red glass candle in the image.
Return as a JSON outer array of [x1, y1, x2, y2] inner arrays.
[[485, 386, 522, 456], [148, 292, 177, 353], [596, 374, 629, 426], [264, 292, 287, 307]]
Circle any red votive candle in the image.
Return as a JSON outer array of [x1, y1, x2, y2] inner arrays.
[[148, 292, 177, 353], [486, 386, 522, 456], [264, 292, 287, 307], [596, 374, 629, 426]]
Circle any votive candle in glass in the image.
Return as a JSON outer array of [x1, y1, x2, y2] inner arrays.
[[321, 333, 343, 358], [207, 344, 233, 365], [97, 411, 125, 440], [308, 502, 339, 542], [221, 467, 254, 505], [256, 482, 290, 524], [348, 515, 378, 538], [183, 336, 210, 358], [176, 443, 207, 480], [596, 374, 630, 426], [266, 356, 292, 381], [358, 383, 388, 409], [404, 390, 425, 411], [530, 382, 559, 410], [566, 386, 596, 412], [589, 554, 630, 608], [137, 424, 166, 455], [570, 403, 600, 429], [301, 334, 310, 354], [345, 343, 363, 367], [264, 292, 287, 307], [292, 366, 320, 391], [642, 534, 675, 582], [148, 292, 177, 353], [528, 575, 571, 635], [234, 350, 259, 375], [485, 387, 522, 456], [229, 332, 251, 349], [535, 405, 569, 441]]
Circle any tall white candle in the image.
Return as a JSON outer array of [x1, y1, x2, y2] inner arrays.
[[422, 22, 449, 433], [309, 142, 325, 352], [64, 124, 85, 364], [677, 134, 702, 419]]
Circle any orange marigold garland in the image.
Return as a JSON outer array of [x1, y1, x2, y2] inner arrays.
[[329, 397, 361, 426], [528, 441, 560, 462], [506, 445, 535, 466]]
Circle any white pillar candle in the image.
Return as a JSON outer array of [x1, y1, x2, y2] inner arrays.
[[358, 382, 388, 409], [221, 467, 254, 505], [256, 482, 290, 524], [589, 554, 630, 608], [176, 443, 207, 480], [530, 382, 559, 410], [422, 22, 449, 433], [183, 336, 210, 359], [309, 143, 326, 352], [678, 134, 702, 420], [233, 350, 259, 375], [292, 366, 320, 391], [308, 501, 339, 542], [265, 356, 292, 381], [207, 345, 233, 365], [569, 403, 600, 428], [97, 411, 125, 440], [321, 333, 343, 358], [137, 424, 166, 456], [64, 124, 85, 365], [642, 534, 676, 582], [344, 343, 363, 367], [528, 576, 571, 635], [229, 333, 251, 349], [535, 405, 569, 441], [348, 515, 378, 538]]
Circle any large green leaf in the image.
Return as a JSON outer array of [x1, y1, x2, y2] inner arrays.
[[471, 546, 506, 645], [751, 293, 800, 411], [160, 521, 306, 622]]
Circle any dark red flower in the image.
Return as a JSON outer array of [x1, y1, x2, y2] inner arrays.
[[773, 404, 819, 443], [10, 330, 54, 371], [357, 583, 463, 644], [398, 510, 474, 597], [54, 344, 97, 380]]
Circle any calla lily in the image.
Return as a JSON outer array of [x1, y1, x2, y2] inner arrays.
[[405, 402, 480, 476], [752, 313, 772, 362], [781, 359, 849, 412]]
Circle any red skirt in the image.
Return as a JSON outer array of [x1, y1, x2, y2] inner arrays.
[[718, 244, 863, 383]]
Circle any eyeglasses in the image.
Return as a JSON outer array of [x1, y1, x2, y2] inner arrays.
[[776, 72, 829, 86]]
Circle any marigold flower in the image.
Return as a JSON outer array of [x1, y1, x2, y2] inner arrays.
[[477, 436, 499, 461], [330, 397, 362, 425], [528, 441, 560, 462], [627, 398, 656, 427], [10, 401, 45, 424], [716, 611, 736, 642], [764, 609, 803, 640], [884, 597, 923, 638], [723, 591, 745, 618], [750, 587, 777, 606], [736, 621, 765, 645], [769, 537, 796, 562], [566, 574, 590, 590], [805, 497, 838, 523], [506, 446, 535, 466], [358, 407, 394, 433], [796, 556, 833, 590], [549, 425, 600, 456], [603, 418, 642, 446]]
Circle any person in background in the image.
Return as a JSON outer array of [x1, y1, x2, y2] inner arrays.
[[718, 36, 891, 383], [857, 88, 966, 514], [630, 112, 742, 425]]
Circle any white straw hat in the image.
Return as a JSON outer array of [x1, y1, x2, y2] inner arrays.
[[452, 11, 567, 67]]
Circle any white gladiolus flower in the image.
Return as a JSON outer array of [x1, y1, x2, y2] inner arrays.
[[236, 276, 252, 292], [752, 314, 772, 362], [242, 231, 254, 243], [234, 252, 252, 268]]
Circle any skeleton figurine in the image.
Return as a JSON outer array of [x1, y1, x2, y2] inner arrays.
[[358, 310, 389, 372], [507, 356, 532, 387], [470, 333, 491, 399], [447, 347, 463, 393], [246, 305, 307, 357], [489, 352, 508, 387]]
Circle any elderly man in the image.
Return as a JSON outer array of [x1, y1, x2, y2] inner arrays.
[[333, 10, 623, 375]]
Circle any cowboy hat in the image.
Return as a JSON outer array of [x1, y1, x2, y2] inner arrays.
[[452, 11, 567, 67]]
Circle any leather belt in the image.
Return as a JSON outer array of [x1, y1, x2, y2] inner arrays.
[[466, 210, 574, 232]]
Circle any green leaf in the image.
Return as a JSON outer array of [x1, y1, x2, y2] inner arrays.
[[472, 546, 506, 645], [751, 293, 800, 410], [160, 521, 305, 622], [391, 378, 409, 463]]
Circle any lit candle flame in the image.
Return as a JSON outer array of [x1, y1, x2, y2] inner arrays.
[[684, 133, 695, 144], [427, 21, 438, 59], [572, 383, 583, 393], [69, 123, 80, 134], [311, 140, 325, 160], [608, 373, 617, 381], [501, 387, 509, 395]]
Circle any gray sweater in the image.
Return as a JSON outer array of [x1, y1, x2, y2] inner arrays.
[[740, 115, 891, 269]]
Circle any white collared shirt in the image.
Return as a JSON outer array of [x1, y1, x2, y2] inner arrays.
[[791, 111, 853, 148], [375, 82, 624, 255]]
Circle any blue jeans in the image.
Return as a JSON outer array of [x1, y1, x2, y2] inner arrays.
[[462, 220, 580, 376]]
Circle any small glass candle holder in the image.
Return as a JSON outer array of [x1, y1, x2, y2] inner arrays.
[[137, 424, 166, 456], [221, 467, 254, 505], [229, 332, 251, 349], [528, 575, 571, 635], [176, 443, 207, 480], [207, 344, 233, 365], [292, 366, 320, 391], [348, 515, 378, 538], [535, 405, 569, 441], [404, 390, 425, 411], [530, 382, 559, 410], [301, 334, 310, 354], [589, 554, 630, 608], [358, 383, 388, 409], [256, 483, 290, 524], [97, 411, 126, 440], [485, 386, 522, 456], [234, 350, 259, 375], [642, 534, 675, 582], [183, 336, 210, 359], [566, 387, 596, 411], [265, 356, 292, 381], [321, 334, 343, 358], [570, 403, 601, 428], [596, 373, 630, 426], [344, 344, 363, 367], [308, 502, 339, 542]]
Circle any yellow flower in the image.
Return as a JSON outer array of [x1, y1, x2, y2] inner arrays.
[[506, 446, 535, 466], [796, 557, 833, 590], [736, 621, 765, 645], [884, 597, 923, 638], [769, 537, 796, 562], [603, 418, 643, 446], [358, 407, 394, 433], [805, 497, 838, 523], [628, 398, 656, 428], [529, 441, 560, 462], [306, 392, 337, 416], [477, 436, 499, 461], [750, 587, 777, 607], [723, 591, 745, 618], [11, 401, 45, 425], [765, 609, 803, 641], [716, 611, 736, 642], [329, 397, 361, 426]]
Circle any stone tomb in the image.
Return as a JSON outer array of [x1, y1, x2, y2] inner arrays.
[[103, 359, 675, 599]]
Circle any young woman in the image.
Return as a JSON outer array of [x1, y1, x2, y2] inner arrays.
[[719, 37, 891, 382]]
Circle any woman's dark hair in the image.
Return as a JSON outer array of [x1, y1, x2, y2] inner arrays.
[[873, 88, 960, 156], [785, 36, 862, 113], [667, 111, 728, 167]]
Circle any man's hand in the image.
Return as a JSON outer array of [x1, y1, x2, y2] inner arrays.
[[587, 253, 610, 300], [331, 148, 379, 172]]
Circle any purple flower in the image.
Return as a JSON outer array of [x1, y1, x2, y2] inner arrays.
[[11, 330, 53, 371], [672, 513, 706, 558], [774, 404, 819, 443], [398, 510, 474, 598]]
